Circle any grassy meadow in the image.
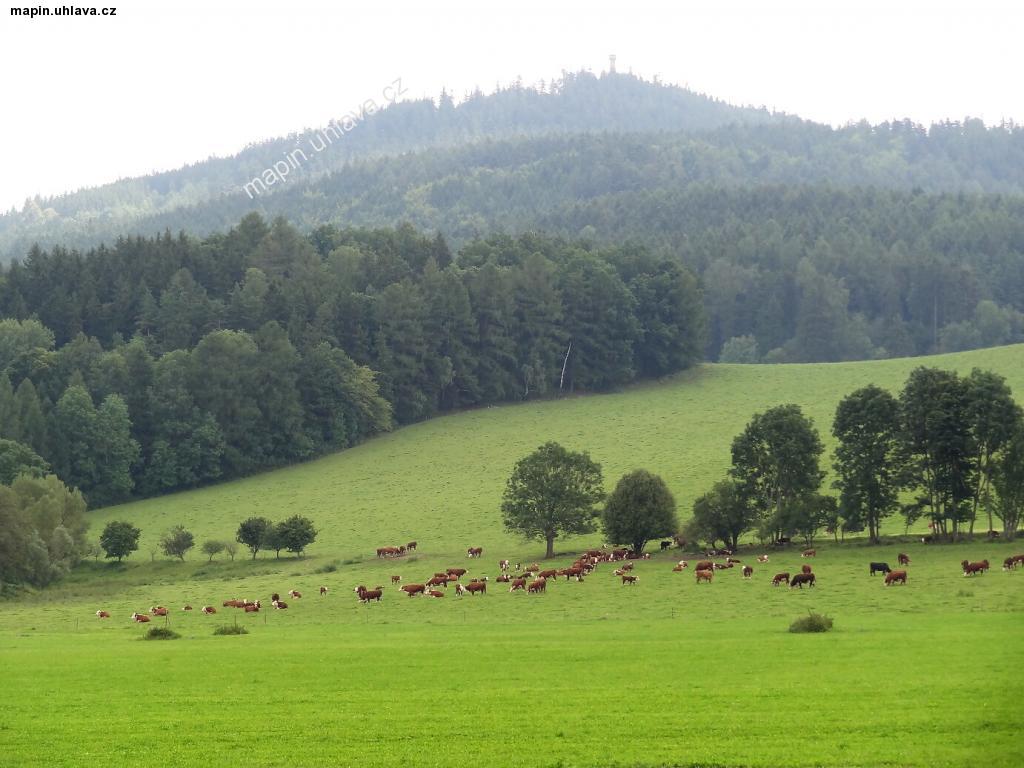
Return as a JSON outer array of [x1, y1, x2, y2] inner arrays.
[[2, 345, 1024, 767]]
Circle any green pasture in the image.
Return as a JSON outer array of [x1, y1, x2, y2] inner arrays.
[[2, 346, 1024, 766]]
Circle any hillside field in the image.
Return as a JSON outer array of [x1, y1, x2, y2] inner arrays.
[[1, 346, 1023, 767]]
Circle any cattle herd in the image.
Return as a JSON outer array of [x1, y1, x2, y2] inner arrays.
[[95, 542, 1024, 623]]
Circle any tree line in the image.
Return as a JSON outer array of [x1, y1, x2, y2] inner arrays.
[[500, 366, 1024, 560], [0, 216, 705, 506]]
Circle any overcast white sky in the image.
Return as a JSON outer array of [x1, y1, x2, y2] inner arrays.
[[0, 0, 1021, 211]]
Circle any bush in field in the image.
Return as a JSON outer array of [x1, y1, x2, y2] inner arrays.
[[213, 624, 248, 636], [201, 540, 226, 562], [142, 627, 180, 640], [789, 612, 834, 633], [100, 520, 141, 562]]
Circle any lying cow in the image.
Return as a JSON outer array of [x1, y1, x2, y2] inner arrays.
[[742, 565, 753, 579], [201, 606, 216, 615], [96, 610, 110, 619]]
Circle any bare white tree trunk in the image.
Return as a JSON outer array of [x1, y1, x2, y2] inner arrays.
[[559, 341, 572, 393]]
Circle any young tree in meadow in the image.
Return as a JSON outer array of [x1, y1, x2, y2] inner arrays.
[[730, 404, 824, 540], [602, 469, 678, 554], [100, 520, 141, 562], [276, 515, 318, 557], [224, 540, 238, 562], [159, 525, 195, 561], [964, 369, 1022, 535], [898, 367, 976, 538], [236, 516, 273, 559], [501, 441, 604, 558], [778, 493, 838, 547], [832, 385, 902, 543], [990, 424, 1024, 541], [262, 524, 286, 559], [201, 539, 226, 562], [690, 479, 756, 551]]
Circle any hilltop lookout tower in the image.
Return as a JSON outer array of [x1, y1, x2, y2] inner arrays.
[[609, 54, 617, 74]]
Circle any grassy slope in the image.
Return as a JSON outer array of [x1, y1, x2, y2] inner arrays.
[[2, 346, 1024, 768]]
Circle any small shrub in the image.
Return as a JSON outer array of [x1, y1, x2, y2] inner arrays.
[[314, 561, 338, 574], [142, 627, 180, 640], [789, 612, 834, 633], [213, 624, 249, 636]]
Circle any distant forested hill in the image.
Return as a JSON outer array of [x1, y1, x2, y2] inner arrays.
[[0, 71, 777, 260]]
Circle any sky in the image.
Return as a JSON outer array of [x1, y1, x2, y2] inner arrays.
[[0, 0, 1021, 211]]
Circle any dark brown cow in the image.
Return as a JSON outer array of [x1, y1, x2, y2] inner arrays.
[[458, 582, 487, 596], [319, 586, 328, 596], [527, 578, 547, 594], [446, 568, 467, 579], [426, 575, 449, 588], [356, 586, 383, 603], [406, 541, 417, 551], [695, 569, 713, 583], [618, 562, 634, 572], [801, 564, 813, 575], [244, 603, 260, 612], [182, 605, 193, 611], [509, 578, 527, 592], [885, 570, 907, 586], [742, 565, 753, 579], [801, 549, 816, 558], [391, 575, 402, 584], [962, 561, 986, 576], [96, 610, 110, 618], [621, 574, 637, 585], [401, 584, 426, 596], [271, 593, 281, 602], [772, 572, 790, 586], [466, 547, 483, 558], [897, 553, 910, 566], [695, 560, 713, 572], [201, 606, 216, 615], [727, 557, 742, 565], [538, 569, 558, 580], [789, 573, 816, 588]]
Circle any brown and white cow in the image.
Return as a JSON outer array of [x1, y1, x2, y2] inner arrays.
[[499, 559, 510, 572], [427, 589, 444, 598], [288, 590, 302, 599], [695, 569, 713, 584], [527, 578, 547, 594], [772, 572, 790, 586], [182, 605, 193, 611], [401, 584, 426, 597], [150, 606, 168, 616], [446, 568, 467, 579], [131, 612, 151, 623], [509, 578, 527, 592], [695, 560, 713, 572], [426, 575, 449, 588], [801, 549, 816, 558], [742, 565, 753, 579], [272, 600, 288, 609], [96, 610, 110, 618], [459, 581, 487, 596], [757, 554, 770, 563], [201, 606, 216, 615], [320, 586, 328, 596], [244, 603, 260, 612], [356, 586, 383, 603], [466, 547, 483, 558], [897, 553, 910, 566], [391, 575, 402, 584], [621, 574, 638, 585]]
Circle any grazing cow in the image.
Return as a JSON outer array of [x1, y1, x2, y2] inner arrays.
[[801, 549, 816, 558], [789, 573, 816, 588], [202, 606, 216, 615], [757, 554, 770, 563], [391, 575, 402, 584], [151, 606, 168, 616], [742, 566, 753, 579], [406, 541, 417, 551], [962, 561, 986, 576], [562, 566, 584, 581], [538, 569, 559, 580], [801, 565, 813, 575], [695, 569, 714, 583], [96, 610, 110, 619], [401, 584, 426, 596], [772, 572, 790, 586], [355, 586, 383, 603], [467, 547, 483, 558], [182, 605, 193, 611], [621, 574, 638, 585], [499, 559, 510, 572], [464, 582, 487, 595], [272, 600, 288, 609], [288, 590, 302, 599], [426, 575, 449, 588], [1004, 556, 1015, 571], [527, 578, 547, 594], [870, 562, 891, 576], [673, 535, 686, 548], [427, 589, 444, 598], [897, 553, 911, 566], [446, 567, 467, 579], [509, 578, 527, 592], [660, 540, 672, 551], [320, 586, 328, 596], [244, 603, 260, 612], [618, 562, 634, 572], [695, 560, 713, 572], [131, 612, 150, 623], [885, 570, 907, 586]]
